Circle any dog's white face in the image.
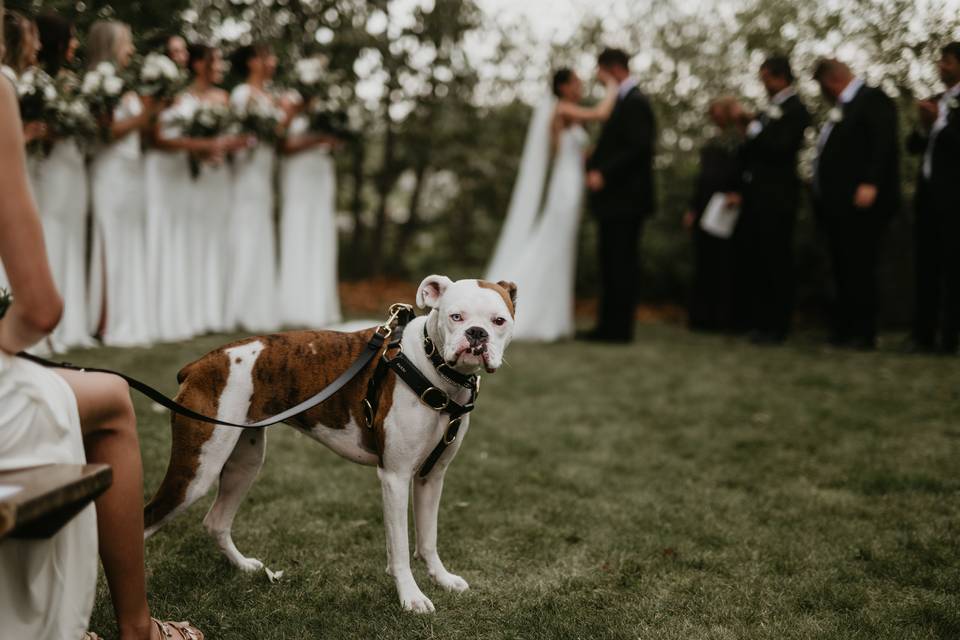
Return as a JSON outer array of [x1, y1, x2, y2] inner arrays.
[[416, 275, 517, 374]]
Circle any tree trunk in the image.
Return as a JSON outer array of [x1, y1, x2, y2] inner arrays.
[[392, 160, 428, 273], [348, 139, 366, 276], [369, 109, 396, 277]]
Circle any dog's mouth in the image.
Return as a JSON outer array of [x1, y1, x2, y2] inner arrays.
[[449, 345, 497, 374]]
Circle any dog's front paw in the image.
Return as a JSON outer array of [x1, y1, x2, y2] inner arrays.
[[431, 571, 469, 593], [398, 585, 435, 614]]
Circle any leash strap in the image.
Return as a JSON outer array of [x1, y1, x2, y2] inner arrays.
[[13, 305, 423, 429]]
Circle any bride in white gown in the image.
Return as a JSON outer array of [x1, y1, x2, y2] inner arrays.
[[486, 69, 618, 341]]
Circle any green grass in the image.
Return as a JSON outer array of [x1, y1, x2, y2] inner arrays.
[[81, 325, 960, 639]]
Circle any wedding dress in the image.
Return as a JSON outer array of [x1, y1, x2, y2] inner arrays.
[[33, 140, 95, 351], [89, 93, 153, 347], [224, 84, 278, 333], [487, 97, 587, 342], [146, 100, 195, 342], [509, 125, 588, 341], [279, 115, 342, 328]]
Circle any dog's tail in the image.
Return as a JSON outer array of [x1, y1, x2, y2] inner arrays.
[[144, 352, 229, 534]]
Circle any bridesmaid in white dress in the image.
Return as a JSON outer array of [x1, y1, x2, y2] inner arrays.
[[33, 14, 94, 351], [225, 44, 290, 333], [86, 21, 157, 347], [144, 37, 195, 342], [176, 44, 248, 334], [279, 101, 343, 327]]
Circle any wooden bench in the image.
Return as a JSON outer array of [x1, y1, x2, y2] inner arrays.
[[0, 464, 112, 541]]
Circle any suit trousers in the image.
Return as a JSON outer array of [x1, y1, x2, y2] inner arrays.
[[824, 210, 884, 345], [913, 186, 960, 350], [734, 201, 795, 338], [596, 215, 642, 340]]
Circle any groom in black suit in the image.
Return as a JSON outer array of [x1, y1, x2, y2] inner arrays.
[[583, 48, 657, 343], [813, 59, 900, 350]]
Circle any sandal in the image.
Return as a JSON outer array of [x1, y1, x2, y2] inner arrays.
[[152, 618, 204, 640]]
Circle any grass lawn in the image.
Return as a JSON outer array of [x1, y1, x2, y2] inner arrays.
[[81, 323, 960, 639]]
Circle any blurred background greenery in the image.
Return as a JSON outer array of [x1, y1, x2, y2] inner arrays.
[[13, 0, 960, 326]]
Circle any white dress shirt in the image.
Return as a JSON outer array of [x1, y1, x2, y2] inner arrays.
[[923, 82, 960, 180], [617, 77, 639, 101]]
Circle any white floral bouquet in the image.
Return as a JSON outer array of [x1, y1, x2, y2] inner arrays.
[[136, 53, 186, 100], [307, 100, 354, 140], [293, 56, 329, 100], [81, 62, 126, 138], [48, 93, 98, 147], [14, 67, 58, 123], [185, 102, 234, 139], [232, 97, 284, 144]]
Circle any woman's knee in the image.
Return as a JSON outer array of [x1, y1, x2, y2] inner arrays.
[[77, 373, 137, 435]]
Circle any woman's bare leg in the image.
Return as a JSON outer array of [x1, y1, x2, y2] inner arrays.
[[55, 369, 157, 640]]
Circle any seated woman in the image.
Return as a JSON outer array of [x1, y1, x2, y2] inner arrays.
[[0, 43, 202, 640]]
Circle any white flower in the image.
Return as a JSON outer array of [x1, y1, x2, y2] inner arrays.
[[96, 62, 116, 77], [81, 71, 102, 94], [43, 84, 57, 101], [104, 76, 124, 96], [766, 104, 783, 120], [828, 106, 843, 123], [949, 97, 959, 110], [296, 57, 327, 85]]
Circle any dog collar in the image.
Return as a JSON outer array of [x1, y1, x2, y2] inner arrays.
[[421, 325, 479, 390]]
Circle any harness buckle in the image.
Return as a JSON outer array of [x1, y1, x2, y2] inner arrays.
[[444, 417, 462, 444], [362, 398, 374, 428], [420, 387, 450, 411]]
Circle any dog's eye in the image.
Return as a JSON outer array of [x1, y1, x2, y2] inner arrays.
[[492, 317, 506, 326], [450, 313, 463, 322]]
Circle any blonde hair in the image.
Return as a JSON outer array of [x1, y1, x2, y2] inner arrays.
[[86, 20, 131, 69], [708, 95, 739, 125]]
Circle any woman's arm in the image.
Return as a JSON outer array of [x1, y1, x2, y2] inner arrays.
[[109, 93, 158, 141], [0, 80, 63, 353], [556, 78, 619, 123]]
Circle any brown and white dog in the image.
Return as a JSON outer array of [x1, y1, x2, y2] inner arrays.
[[143, 275, 517, 613]]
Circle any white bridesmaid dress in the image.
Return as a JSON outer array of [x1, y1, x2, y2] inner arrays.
[[0, 353, 98, 639], [279, 115, 342, 328], [146, 101, 195, 342], [182, 93, 232, 334], [225, 84, 278, 333], [32, 140, 95, 351], [89, 93, 153, 347]]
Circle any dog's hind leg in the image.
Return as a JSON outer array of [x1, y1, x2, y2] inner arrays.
[[414, 469, 469, 592], [203, 427, 267, 572]]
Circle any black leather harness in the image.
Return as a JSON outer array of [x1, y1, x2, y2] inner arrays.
[[363, 306, 479, 479]]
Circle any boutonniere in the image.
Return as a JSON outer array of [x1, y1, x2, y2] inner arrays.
[[948, 97, 959, 110], [766, 104, 783, 120], [828, 107, 843, 123]]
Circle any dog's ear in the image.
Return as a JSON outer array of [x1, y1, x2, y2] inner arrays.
[[497, 281, 518, 307], [416, 275, 454, 309]]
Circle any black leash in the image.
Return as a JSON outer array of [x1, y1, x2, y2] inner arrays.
[[16, 305, 413, 430]]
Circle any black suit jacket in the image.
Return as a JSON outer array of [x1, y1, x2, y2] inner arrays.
[[738, 92, 811, 217], [907, 92, 960, 213], [815, 84, 901, 219], [690, 137, 741, 217], [587, 86, 657, 219]]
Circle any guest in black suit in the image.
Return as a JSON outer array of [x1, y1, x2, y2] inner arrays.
[[907, 42, 960, 355], [812, 59, 900, 350], [683, 97, 744, 331], [730, 56, 811, 344], [583, 48, 657, 343]]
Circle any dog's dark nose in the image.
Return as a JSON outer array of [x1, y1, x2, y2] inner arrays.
[[465, 326, 488, 344]]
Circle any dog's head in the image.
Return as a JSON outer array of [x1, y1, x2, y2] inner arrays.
[[416, 275, 517, 374]]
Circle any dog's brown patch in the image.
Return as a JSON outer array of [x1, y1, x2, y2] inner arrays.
[[243, 329, 395, 457], [145, 350, 230, 528], [478, 280, 517, 317]]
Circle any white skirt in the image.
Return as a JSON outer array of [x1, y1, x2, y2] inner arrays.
[[0, 353, 98, 640]]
